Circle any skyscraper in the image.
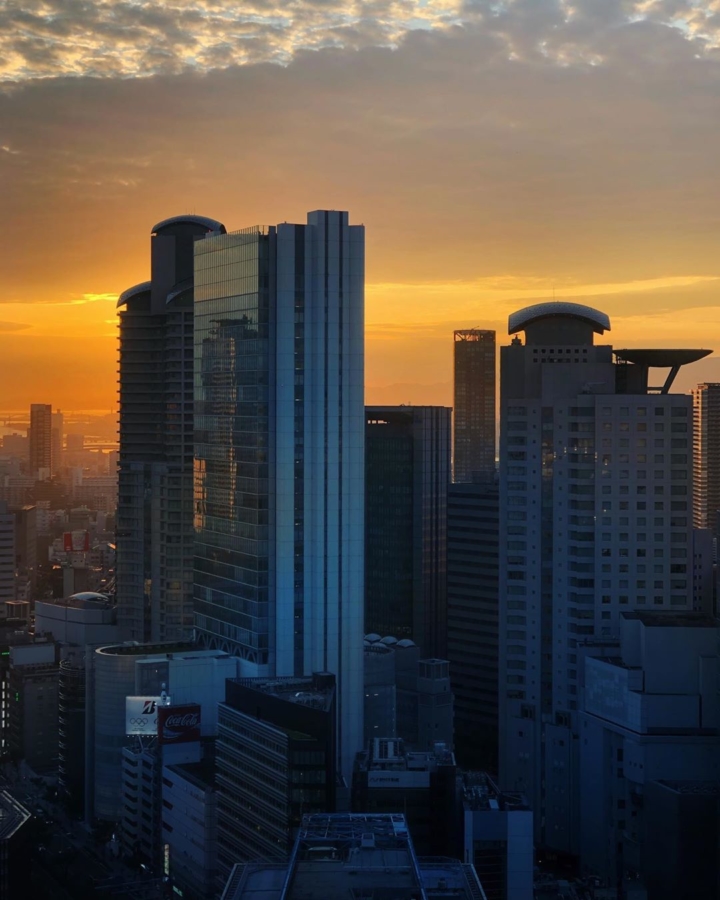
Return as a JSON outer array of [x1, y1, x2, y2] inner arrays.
[[365, 405, 451, 657], [193, 210, 364, 780], [446, 481, 498, 771], [693, 382, 720, 536], [453, 329, 496, 483], [116, 214, 226, 642], [28, 403, 52, 479], [498, 301, 706, 853]]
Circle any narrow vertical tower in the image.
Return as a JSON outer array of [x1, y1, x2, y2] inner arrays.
[[29, 404, 52, 480], [692, 382, 720, 536], [116, 215, 226, 643], [194, 210, 365, 780], [453, 329, 496, 483]]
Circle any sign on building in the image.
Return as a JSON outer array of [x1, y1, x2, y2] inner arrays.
[[158, 703, 201, 745], [63, 531, 90, 552], [126, 696, 161, 735]]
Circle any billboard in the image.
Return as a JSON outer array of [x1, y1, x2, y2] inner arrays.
[[63, 530, 90, 553], [158, 703, 201, 745], [126, 696, 161, 736]]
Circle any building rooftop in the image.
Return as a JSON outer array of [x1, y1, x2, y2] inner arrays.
[[0, 791, 31, 842], [231, 672, 335, 712], [622, 611, 718, 628], [168, 758, 216, 791], [221, 814, 487, 900], [355, 738, 455, 773], [614, 348, 711, 368], [654, 780, 720, 795], [461, 771, 529, 812], [508, 302, 610, 336], [95, 641, 198, 656]]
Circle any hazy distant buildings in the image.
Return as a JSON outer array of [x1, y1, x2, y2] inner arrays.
[[447, 482, 499, 771], [693, 382, 720, 537], [193, 211, 365, 781], [365, 406, 451, 657], [29, 403, 52, 480], [51, 409, 64, 474], [498, 302, 706, 853], [116, 214, 226, 643], [453, 329, 496, 484]]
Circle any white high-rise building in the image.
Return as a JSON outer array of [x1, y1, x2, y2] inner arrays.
[[193, 210, 365, 780], [497, 301, 708, 853]]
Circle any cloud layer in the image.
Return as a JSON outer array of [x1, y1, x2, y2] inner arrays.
[[1, 0, 720, 81]]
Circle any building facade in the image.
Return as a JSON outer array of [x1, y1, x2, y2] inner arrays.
[[579, 612, 720, 892], [453, 329, 496, 484], [29, 403, 52, 480], [498, 302, 704, 853], [193, 211, 364, 781], [116, 214, 226, 643], [365, 406, 451, 657], [216, 674, 337, 883], [447, 482, 499, 771], [693, 382, 720, 537]]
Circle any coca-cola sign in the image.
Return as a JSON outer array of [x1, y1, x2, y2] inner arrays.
[[158, 703, 201, 745]]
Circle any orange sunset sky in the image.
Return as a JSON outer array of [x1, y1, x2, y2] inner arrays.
[[1, 0, 720, 411]]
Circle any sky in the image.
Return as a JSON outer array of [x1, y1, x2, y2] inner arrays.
[[1, 0, 720, 410]]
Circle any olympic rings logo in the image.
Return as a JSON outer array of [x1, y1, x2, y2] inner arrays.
[[129, 717, 152, 726]]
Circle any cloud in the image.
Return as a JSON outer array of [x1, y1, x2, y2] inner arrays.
[[0, 321, 30, 331], [0, 0, 719, 81]]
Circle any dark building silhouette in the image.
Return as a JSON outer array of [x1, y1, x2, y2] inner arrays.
[[365, 406, 451, 658], [351, 738, 458, 857], [453, 330, 496, 484], [216, 673, 337, 883], [447, 482, 499, 771], [116, 214, 226, 642]]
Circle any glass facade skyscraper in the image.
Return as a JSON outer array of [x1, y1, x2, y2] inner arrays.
[[116, 214, 226, 642], [193, 211, 364, 780], [453, 329, 496, 484]]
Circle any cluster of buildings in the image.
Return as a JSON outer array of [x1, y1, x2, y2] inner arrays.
[[7, 209, 720, 900]]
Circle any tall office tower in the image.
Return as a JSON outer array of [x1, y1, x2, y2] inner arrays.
[[51, 409, 63, 475], [193, 211, 364, 781], [365, 406, 451, 657], [447, 482, 499, 771], [498, 301, 707, 854], [453, 329, 496, 483], [117, 215, 226, 643], [693, 382, 720, 536], [28, 403, 52, 479]]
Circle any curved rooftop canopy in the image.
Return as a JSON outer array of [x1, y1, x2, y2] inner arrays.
[[508, 301, 611, 336], [116, 280, 151, 309], [615, 349, 712, 367], [151, 214, 226, 235]]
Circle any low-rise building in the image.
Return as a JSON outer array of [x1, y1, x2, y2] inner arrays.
[[162, 758, 217, 899], [351, 737, 457, 856], [461, 772, 533, 900], [221, 813, 488, 900]]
